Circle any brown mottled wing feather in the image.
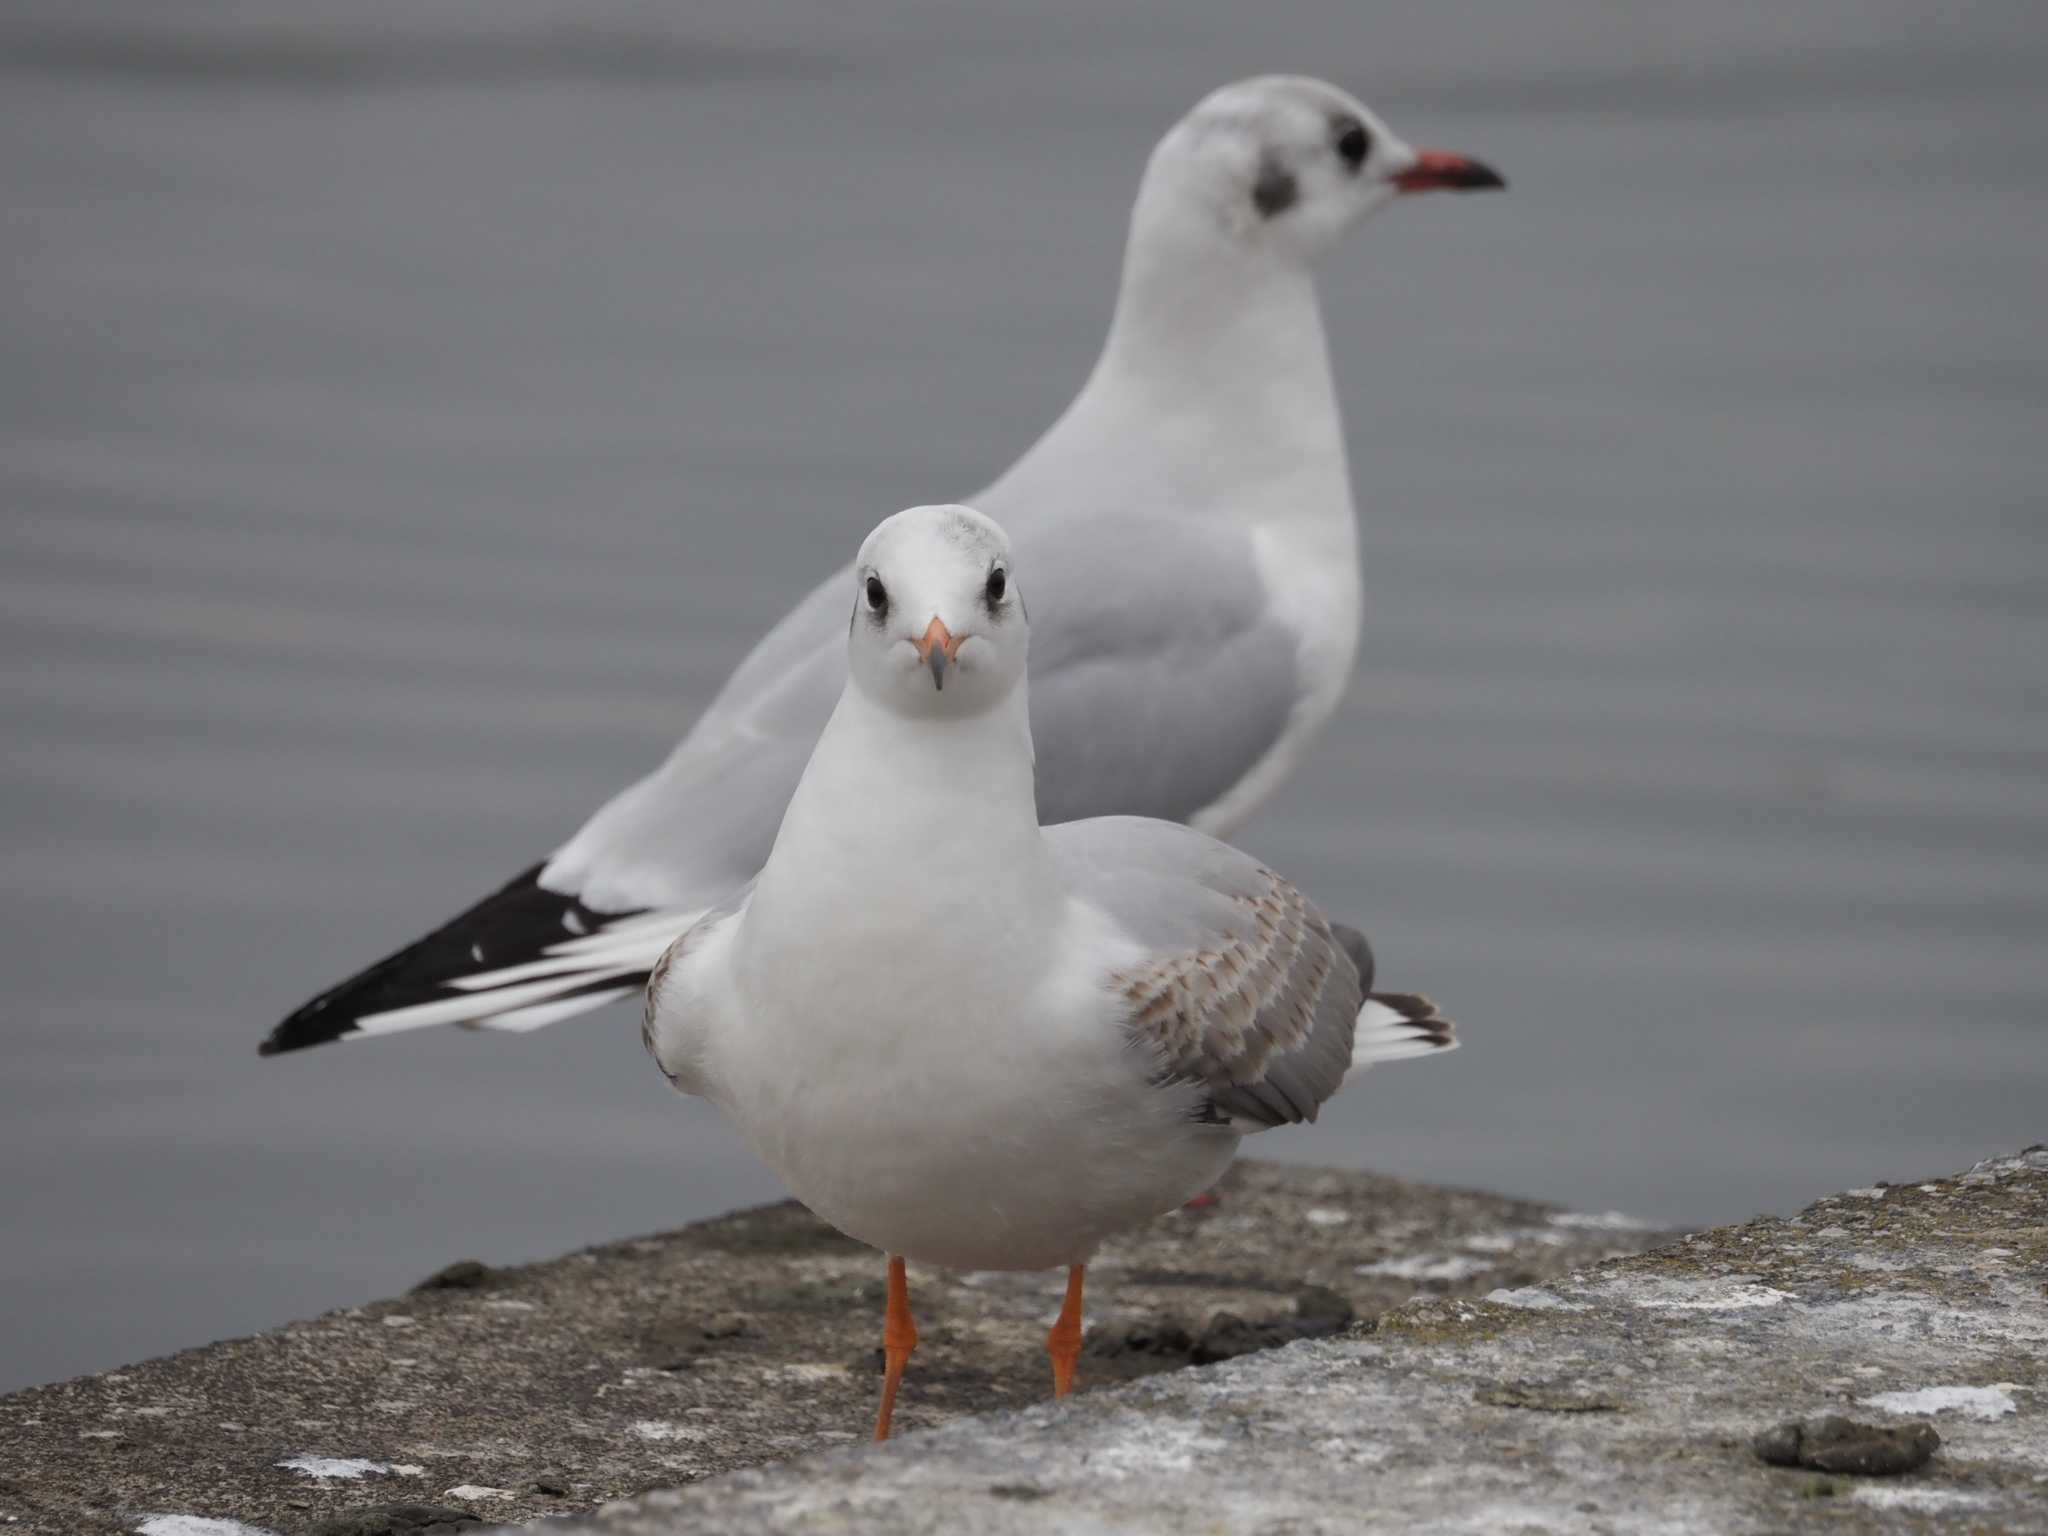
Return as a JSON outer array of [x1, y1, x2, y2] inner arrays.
[[1048, 817, 1362, 1130]]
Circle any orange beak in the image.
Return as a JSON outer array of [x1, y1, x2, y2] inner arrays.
[[1392, 149, 1506, 194], [914, 616, 963, 690]]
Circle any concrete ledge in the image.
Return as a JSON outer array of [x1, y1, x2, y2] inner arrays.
[[0, 1161, 1663, 1534], [538, 1149, 2048, 1535]]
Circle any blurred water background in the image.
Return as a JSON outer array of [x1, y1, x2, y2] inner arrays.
[[2, 0, 2043, 1392]]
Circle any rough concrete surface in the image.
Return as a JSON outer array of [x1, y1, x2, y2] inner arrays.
[[0, 1160, 1661, 1534], [530, 1149, 2048, 1535]]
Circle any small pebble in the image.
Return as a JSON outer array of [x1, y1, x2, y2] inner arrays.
[[1753, 1415, 1939, 1476]]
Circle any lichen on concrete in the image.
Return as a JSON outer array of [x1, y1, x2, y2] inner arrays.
[[0, 1160, 1660, 1534]]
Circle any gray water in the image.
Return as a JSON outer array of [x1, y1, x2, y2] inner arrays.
[[3, 0, 2043, 1394]]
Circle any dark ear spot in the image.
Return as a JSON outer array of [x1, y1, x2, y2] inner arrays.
[[1251, 155, 1298, 219]]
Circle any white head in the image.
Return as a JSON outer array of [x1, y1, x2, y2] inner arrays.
[[848, 505, 1026, 719], [1133, 75, 1503, 264]]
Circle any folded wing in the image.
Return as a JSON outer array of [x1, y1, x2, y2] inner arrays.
[[1046, 816, 1449, 1131]]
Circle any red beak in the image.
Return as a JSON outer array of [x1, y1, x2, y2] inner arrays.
[[1393, 149, 1507, 194]]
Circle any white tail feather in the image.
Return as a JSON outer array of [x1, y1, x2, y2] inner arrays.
[[1349, 995, 1457, 1072]]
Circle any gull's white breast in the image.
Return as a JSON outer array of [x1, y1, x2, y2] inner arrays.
[[692, 895, 1236, 1271]]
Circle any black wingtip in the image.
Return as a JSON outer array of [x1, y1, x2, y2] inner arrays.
[[259, 990, 360, 1058], [258, 861, 633, 1059], [256, 1026, 314, 1058], [256, 860, 540, 1064]]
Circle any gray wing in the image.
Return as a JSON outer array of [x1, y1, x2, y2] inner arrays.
[[542, 572, 850, 912], [1014, 516, 1299, 830], [1045, 816, 1361, 1130]]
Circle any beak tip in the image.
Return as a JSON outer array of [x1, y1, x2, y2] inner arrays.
[[916, 615, 957, 689], [1395, 150, 1507, 195]]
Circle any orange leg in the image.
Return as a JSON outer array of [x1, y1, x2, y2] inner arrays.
[[872, 1254, 919, 1442], [1047, 1263, 1086, 1398]]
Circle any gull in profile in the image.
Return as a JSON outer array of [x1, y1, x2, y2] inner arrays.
[[262, 75, 1501, 1056], [643, 504, 1455, 1437]]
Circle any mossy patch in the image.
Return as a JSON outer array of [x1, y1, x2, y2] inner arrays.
[[1477, 1379, 1626, 1413], [1375, 1299, 1535, 1346]]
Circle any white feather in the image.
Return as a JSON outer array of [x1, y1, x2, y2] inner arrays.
[[1349, 998, 1458, 1072]]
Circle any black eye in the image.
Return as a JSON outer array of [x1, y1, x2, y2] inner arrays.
[[1334, 118, 1371, 171], [864, 575, 888, 613], [985, 566, 1007, 605]]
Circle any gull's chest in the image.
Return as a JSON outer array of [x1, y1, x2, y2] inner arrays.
[[714, 858, 1059, 1120], [743, 854, 1030, 1013]]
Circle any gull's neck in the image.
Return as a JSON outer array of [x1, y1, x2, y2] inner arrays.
[[740, 681, 1058, 992], [1105, 191, 1343, 483], [986, 184, 1354, 538], [1101, 205, 1331, 405]]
